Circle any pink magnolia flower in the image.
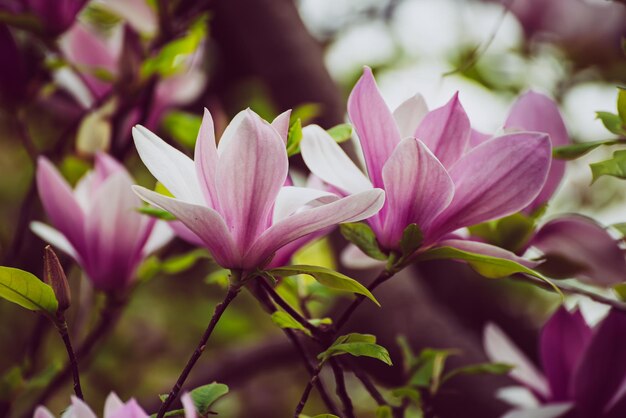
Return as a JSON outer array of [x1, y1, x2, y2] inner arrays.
[[34, 392, 196, 418], [301, 67, 551, 258], [31, 153, 172, 292], [132, 108, 385, 270], [485, 307, 626, 418]]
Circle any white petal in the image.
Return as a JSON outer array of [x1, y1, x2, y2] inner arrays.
[[496, 386, 541, 409], [501, 404, 573, 418], [132, 125, 203, 204], [103, 392, 124, 418], [216, 109, 247, 156], [484, 323, 551, 398], [300, 125, 372, 195], [142, 220, 174, 256], [273, 186, 339, 223], [30, 222, 80, 260], [393, 93, 428, 138], [34, 407, 55, 418]]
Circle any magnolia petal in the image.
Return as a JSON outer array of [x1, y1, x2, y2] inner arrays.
[[530, 215, 626, 287], [431, 132, 551, 238], [340, 243, 387, 270], [245, 189, 385, 269], [36, 157, 86, 252], [573, 309, 626, 415], [33, 407, 55, 418], [347, 67, 401, 188], [132, 125, 204, 204], [85, 173, 146, 291], [469, 129, 492, 148], [168, 220, 205, 247], [300, 125, 373, 195], [69, 396, 98, 418], [194, 108, 220, 208], [133, 186, 240, 268], [393, 93, 428, 138], [30, 222, 80, 261], [414, 92, 470, 168], [102, 0, 157, 35], [271, 110, 292, 144], [438, 239, 539, 268], [94, 152, 125, 182], [216, 109, 247, 156], [380, 138, 454, 249], [505, 91, 569, 213], [483, 323, 551, 398], [501, 404, 573, 418], [215, 109, 288, 249], [496, 386, 541, 409], [540, 307, 592, 402], [106, 399, 148, 418], [181, 393, 197, 418], [272, 186, 339, 223], [103, 392, 124, 418], [142, 220, 174, 256]]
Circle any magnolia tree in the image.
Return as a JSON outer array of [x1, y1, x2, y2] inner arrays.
[[1, 0, 626, 418]]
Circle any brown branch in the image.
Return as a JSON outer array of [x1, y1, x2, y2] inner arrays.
[[54, 319, 83, 399], [329, 359, 355, 418]]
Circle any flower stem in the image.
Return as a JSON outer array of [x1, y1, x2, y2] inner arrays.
[[329, 359, 354, 418], [54, 318, 84, 399], [157, 282, 242, 418], [294, 363, 323, 417]]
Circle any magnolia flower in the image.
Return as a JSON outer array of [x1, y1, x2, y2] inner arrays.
[[31, 153, 172, 292], [34, 392, 196, 418], [485, 307, 626, 418], [301, 67, 551, 260], [132, 108, 385, 270]]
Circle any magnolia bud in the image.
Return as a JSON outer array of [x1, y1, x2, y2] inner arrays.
[[43, 246, 72, 313]]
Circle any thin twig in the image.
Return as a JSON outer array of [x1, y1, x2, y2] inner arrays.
[[329, 359, 355, 418], [157, 282, 242, 418], [294, 363, 323, 417], [513, 274, 626, 312], [55, 319, 83, 399], [248, 280, 340, 415], [334, 269, 395, 332], [259, 278, 321, 338]]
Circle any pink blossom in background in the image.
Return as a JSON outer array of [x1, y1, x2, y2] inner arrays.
[[301, 67, 551, 262], [31, 153, 172, 292], [132, 108, 385, 270]]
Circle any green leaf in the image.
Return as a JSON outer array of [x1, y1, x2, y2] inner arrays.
[[611, 222, 626, 237], [271, 311, 312, 337], [590, 150, 626, 183], [375, 405, 393, 418], [137, 206, 176, 221], [318, 333, 392, 365], [269, 265, 380, 306], [205, 269, 231, 288], [340, 222, 387, 261], [326, 123, 352, 143], [618, 88, 626, 124], [614, 283, 626, 301], [391, 387, 421, 405], [162, 111, 202, 149], [291, 103, 321, 125], [442, 362, 513, 384], [310, 415, 340, 418], [309, 317, 333, 327], [468, 213, 535, 253], [409, 348, 458, 392], [399, 223, 424, 259], [415, 246, 556, 286], [286, 118, 303, 157], [0, 367, 23, 401], [0, 267, 58, 314], [59, 156, 90, 186], [190, 382, 229, 415], [142, 16, 206, 78], [596, 111, 626, 136], [160, 249, 209, 274], [553, 139, 624, 160]]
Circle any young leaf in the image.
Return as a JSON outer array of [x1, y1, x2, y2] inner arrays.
[[391, 387, 421, 405], [286, 118, 303, 157], [590, 150, 626, 183], [340, 222, 387, 261], [468, 213, 535, 253], [269, 265, 380, 306], [137, 206, 176, 221], [415, 246, 554, 284], [409, 348, 458, 392], [271, 311, 312, 337], [318, 333, 392, 365], [553, 139, 624, 160], [0, 267, 58, 314], [160, 249, 210, 274], [162, 111, 202, 149], [190, 382, 229, 415], [618, 87, 626, 124], [327, 123, 353, 143], [442, 362, 513, 384], [375, 405, 393, 418], [399, 223, 424, 259], [596, 111, 626, 136]]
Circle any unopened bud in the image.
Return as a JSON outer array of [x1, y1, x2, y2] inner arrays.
[[43, 246, 71, 313]]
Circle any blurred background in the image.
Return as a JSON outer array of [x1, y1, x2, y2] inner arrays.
[[0, 0, 625, 417]]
